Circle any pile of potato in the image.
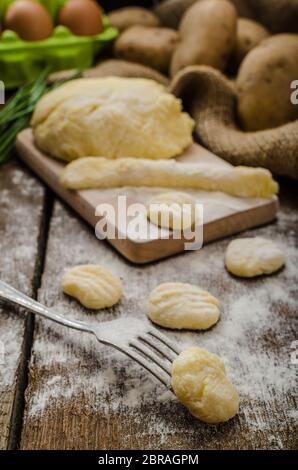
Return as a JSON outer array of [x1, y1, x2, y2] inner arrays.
[[109, 1, 298, 132]]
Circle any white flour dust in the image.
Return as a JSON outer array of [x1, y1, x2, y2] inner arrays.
[[23, 201, 298, 441], [0, 166, 44, 388]]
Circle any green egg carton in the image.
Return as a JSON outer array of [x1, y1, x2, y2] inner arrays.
[[0, 1, 118, 89]]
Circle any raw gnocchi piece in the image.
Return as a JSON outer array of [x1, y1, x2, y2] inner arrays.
[[225, 237, 285, 278], [147, 192, 198, 230], [148, 282, 220, 330], [61, 265, 123, 309], [171, 347, 240, 423]]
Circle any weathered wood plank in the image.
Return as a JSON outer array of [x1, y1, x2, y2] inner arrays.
[[0, 160, 46, 449], [21, 182, 298, 450]]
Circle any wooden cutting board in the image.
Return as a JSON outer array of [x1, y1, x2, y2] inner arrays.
[[16, 128, 279, 264]]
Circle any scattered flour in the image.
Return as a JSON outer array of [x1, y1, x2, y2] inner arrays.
[[1, 164, 297, 446], [23, 200, 298, 445], [0, 164, 44, 389]]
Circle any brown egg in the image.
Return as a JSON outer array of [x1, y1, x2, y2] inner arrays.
[[59, 0, 103, 36], [4, 0, 53, 41]]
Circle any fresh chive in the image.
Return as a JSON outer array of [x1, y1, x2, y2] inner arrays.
[[0, 69, 82, 165]]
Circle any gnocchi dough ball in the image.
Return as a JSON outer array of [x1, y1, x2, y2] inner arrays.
[[171, 347, 240, 423], [225, 237, 285, 278], [148, 283, 220, 330], [147, 192, 198, 230], [31, 77, 194, 162], [61, 265, 123, 309]]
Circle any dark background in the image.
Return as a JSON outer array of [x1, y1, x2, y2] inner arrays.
[[100, 1, 155, 11]]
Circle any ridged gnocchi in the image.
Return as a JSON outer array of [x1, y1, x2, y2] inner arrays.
[[147, 192, 198, 230], [225, 237, 285, 278], [171, 347, 240, 423], [148, 283, 220, 330], [61, 265, 123, 309]]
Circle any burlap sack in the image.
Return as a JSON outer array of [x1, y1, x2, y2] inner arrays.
[[170, 66, 298, 179], [154, 0, 298, 32]]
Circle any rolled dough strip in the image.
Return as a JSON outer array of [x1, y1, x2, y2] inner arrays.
[[60, 157, 278, 198]]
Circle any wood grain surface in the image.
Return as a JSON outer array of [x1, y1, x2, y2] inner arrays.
[[0, 158, 297, 450], [20, 180, 298, 450], [0, 161, 46, 449]]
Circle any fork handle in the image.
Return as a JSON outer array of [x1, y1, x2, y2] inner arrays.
[[0, 280, 94, 335]]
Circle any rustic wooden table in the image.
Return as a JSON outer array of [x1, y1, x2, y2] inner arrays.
[[0, 158, 297, 450]]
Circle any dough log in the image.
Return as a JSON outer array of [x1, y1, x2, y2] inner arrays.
[[61, 157, 279, 199]]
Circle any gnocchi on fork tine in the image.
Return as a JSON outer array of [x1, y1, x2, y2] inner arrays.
[[0, 280, 180, 388]]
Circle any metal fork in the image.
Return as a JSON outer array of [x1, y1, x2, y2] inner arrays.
[[0, 280, 181, 388]]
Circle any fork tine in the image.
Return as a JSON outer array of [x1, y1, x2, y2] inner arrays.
[[129, 339, 172, 376], [138, 333, 176, 362], [121, 345, 170, 387], [147, 328, 181, 355]]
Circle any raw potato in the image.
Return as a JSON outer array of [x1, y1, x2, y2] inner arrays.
[[169, 64, 298, 180], [154, 0, 197, 29], [61, 265, 123, 309], [148, 283, 220, 330], [237, 34, 298, 131], [172, 347, 240, 423], [154, 0, 253, 29], [108, 7, 160, 32], [234, 18, 270, 67], [147, 192, 198, 230], [114, 26, 179, 74], [61, 157, 279, 199], [225, 237, 285, 277], [32, 77, 194, 161], [170, 0, 237, 76], [246, 0, 298, 34]]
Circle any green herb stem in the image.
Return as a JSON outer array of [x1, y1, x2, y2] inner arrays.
[[0, 68, 81, 165]]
